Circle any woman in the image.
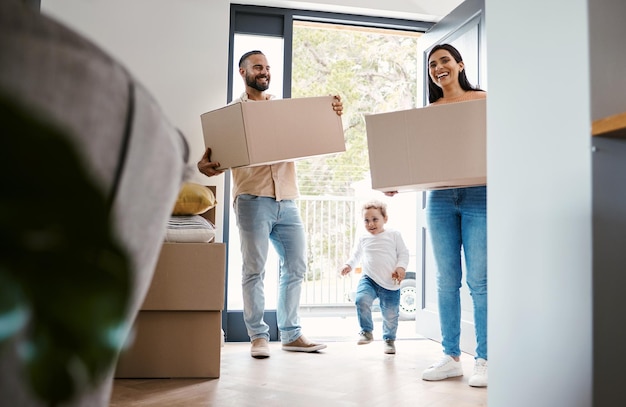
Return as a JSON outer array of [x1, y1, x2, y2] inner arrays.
[[420, 44, 488, 388]]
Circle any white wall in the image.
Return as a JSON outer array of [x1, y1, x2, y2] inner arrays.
[[42, 0, 230, 167], [486, 0, 592, 406], [40, 0, 596, 405], [42, 0, 232, 240]]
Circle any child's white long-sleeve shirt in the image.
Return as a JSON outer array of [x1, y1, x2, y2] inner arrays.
[[345, 229, 409, 291]]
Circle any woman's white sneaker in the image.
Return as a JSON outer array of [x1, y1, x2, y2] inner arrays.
[[422, 355, 463, 381], [468, 358, 488, 387]]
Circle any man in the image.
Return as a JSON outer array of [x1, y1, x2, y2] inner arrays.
[[198, 50, 343, 358]]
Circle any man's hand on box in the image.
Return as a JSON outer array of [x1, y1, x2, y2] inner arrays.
[[197, 147, 224, 177], [332, 94, 343, 116]]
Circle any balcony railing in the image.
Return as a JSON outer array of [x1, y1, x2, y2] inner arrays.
[[226, 192, 417, 316], [297, 195, 360, 308]]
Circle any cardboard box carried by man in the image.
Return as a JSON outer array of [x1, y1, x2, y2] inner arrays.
[[201, 95, 346, 169]]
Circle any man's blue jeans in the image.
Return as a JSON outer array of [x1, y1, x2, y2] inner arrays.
[[426, 186, 487, 360], [355, 275, 400, 341], [234, 194, 306, 344]]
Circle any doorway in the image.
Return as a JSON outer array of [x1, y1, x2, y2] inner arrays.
[[223, 4, 484, 347]]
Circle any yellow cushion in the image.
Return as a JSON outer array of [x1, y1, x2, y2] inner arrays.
[[172, 183, 216, 215]]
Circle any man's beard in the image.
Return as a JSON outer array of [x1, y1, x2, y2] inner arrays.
[[246, 74, 269, 92]]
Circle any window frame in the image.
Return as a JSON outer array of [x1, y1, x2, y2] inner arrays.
[[228, 5, 434, 102]]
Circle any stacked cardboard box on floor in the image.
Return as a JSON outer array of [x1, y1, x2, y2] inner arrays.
[[115, 187, 226, 378], [365, 98, 487, 192]]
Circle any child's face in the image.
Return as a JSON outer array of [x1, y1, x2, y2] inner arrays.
[[363, 207, 387, 235]]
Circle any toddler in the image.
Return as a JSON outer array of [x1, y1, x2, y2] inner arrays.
[[340, 200, 409, 354]]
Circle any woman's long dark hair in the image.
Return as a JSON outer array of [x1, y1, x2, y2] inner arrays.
[[427, 44, 484, 103]]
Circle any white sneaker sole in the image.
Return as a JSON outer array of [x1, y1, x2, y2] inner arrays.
[[468, 377, 488, 387], [251, 349, 270, 359], [422, 369, 463, 381], [282, 343, 327, 352]]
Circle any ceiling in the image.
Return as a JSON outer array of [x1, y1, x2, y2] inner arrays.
[[232, 0, 465, 22]]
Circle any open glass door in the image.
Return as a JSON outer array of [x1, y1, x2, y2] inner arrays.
[[414, 0, 487, 355]]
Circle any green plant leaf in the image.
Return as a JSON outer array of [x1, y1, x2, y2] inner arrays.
[[0, 90, 131, 406]]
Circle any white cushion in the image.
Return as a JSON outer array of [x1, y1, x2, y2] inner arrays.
[[164, 215, 215, 243]]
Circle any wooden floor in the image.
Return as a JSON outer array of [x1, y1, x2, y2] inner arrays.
[[111, 317, 487, 407]]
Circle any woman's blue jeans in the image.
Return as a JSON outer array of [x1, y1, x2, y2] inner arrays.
[[234, 194, 306, 344], [355, 275, 400, 341], [426, 186, 487, 360]]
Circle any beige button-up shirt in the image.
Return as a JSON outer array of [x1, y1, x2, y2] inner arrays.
[[231, 92, 299, 202]]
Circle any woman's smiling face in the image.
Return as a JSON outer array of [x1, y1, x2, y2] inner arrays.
[[428, 48, 464, 88]]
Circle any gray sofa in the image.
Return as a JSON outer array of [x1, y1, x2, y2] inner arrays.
[[0, 1, 190, 405]]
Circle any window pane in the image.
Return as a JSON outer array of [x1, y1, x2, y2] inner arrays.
[[291, 21, 420, 307], [227, 34, 284, 311], [232, 34, 284, 100]]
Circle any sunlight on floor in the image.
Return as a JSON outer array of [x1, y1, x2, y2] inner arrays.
[[300, 313, 425, 343]]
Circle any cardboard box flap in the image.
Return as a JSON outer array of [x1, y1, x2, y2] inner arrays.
[[366, 111, 413, 189], [201, 103, 250, 169]]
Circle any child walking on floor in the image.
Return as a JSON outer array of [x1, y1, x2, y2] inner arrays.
[[339, 200, 409, 354]]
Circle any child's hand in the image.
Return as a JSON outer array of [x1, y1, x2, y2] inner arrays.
[[339, 265, 352, 276], [391, 267, 406, 285]]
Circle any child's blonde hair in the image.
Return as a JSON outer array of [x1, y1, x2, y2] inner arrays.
[[362, 200, 388, 218]]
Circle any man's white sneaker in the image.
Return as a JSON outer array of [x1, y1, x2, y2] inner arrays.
[[383, 339, 396, 354], [468, 358, 488, 387], [357, 331, 373, 345], [282, 335, 327, 352], [422, 355, 463, 381], [250, 338, 270, 359]]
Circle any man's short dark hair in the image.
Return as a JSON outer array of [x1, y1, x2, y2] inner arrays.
[[239, 50, 264, 68]]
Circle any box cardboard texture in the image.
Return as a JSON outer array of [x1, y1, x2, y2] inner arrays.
[[115, 311, 222, 378], [201, 95, 345, 169], [141, 243, 226, 311], [365, 98, 486, 192]]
